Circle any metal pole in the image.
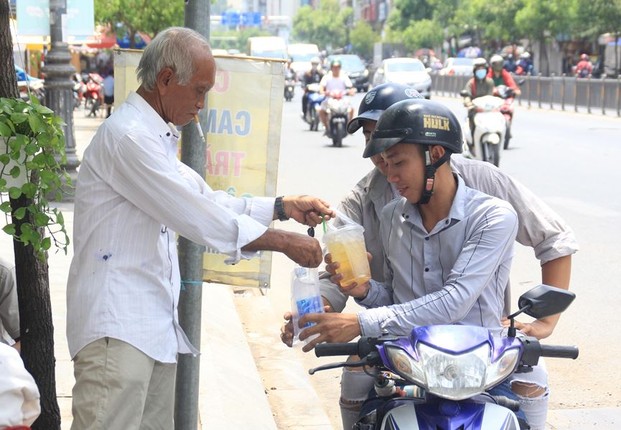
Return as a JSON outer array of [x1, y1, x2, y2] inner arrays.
[[42, 0, 79, 200], [175, 1, 210, 429]]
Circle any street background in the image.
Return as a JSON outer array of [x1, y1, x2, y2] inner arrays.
[[1, 89, 620, 429]]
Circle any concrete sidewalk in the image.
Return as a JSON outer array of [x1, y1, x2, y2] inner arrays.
[[2, 110, 619, 429]]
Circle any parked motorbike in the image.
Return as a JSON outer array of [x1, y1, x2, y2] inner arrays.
[[284, 69, 296, 102], [310, 284, 578, 430], [72, 73, 86, 110], [496, 85, 517, 150], [462, 93, 505, 167], [83, 73, 104, 117], [324, 89, 351, 147], [302, 83, 325, 132]]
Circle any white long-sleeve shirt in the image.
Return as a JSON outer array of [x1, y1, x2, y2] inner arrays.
[[67, 92, 274, 363]]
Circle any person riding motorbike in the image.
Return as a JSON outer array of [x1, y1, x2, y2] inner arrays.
[[301, 56, 325, 118], [298, 97, 535, 426], [575, 53, 593, 78], [516, 51, 535, 76], [318, 59, 356, 135], [488, 54, 521, 144], [488, 54, 521, 97], [280, 82, 578, 429], [284, 58, 297, 101], [462, 57, 495, 144]]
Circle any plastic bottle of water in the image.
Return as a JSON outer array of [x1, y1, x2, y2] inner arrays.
[[291, 267, 324, 344]]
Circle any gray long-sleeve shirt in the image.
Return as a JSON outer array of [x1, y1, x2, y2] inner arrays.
[[319, 155, 579, 313], [356, 175, 517, 336]]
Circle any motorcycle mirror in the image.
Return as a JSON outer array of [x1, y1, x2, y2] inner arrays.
[[514, 284, 576, 320], [459, 90, 469, 98]]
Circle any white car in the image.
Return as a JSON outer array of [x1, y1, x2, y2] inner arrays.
[[439, 57, 475, 76], [372, 57, 431, 98]]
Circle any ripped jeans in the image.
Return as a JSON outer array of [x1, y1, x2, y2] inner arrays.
[[508, 358, 549, 430]]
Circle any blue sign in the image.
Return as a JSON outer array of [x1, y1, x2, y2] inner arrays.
[[221, 11, 240, 26], [221, 11, 261, 27], [16, 0, 94, 38]]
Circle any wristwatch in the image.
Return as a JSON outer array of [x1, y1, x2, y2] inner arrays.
[[275, 196, 289, 221]]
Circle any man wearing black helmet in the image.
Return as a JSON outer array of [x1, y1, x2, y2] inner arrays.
[[281, 83, 577, 430], [299, 98, 526, 425], [300, 98, 518, 342]]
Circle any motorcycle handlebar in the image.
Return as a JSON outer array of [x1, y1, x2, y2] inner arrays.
[[539, 344, 579, 359], [315, 342, 359, 357], [315, 338, 378, 358]]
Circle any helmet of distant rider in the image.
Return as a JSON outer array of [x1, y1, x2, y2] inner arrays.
[[520, 52, 531, 59], [472, 57, 488, 73], [330, 58, 342, 69], [580, 53, 589, 61], [310, 56, 320, 66], [490, 54, 504, 72], [363, 99, 462, 158], [347, 83, 423, 134]]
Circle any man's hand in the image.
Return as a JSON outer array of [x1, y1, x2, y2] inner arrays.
[[243, 229, 323, 267], [283, 233, 324, 267], [298, 312, 361, 353], [280, 300, 335, 348], [283, 195, 335, 227], [501, 316, 556, 340], [280, 311, 295, 347]]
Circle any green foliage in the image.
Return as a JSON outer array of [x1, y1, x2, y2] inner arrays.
[[388, 0, 434, 30], [403, 19, 445, 52], [0, 96, 70, 260], [292, 1, 353, 52], [350, 21, 379, 60], [94, 0, 184, 40]]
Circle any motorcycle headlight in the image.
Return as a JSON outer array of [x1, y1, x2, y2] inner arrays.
[[386, 342, 520, 401], [485, 347, 520, 389], [385, 345, 425, 383]]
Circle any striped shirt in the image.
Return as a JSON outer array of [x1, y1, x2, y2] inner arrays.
[[67, 92, 274, 362]]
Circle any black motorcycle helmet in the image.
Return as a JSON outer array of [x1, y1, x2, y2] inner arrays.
[[364, 99, 462, 158], [347, 83, 423, 134], [364, 99, 462, 204]]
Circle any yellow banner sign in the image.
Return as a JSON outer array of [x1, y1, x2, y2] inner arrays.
[[115, 50, 284, 288]]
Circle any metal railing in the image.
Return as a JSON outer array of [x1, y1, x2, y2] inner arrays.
[[432, 74, 621, 117]]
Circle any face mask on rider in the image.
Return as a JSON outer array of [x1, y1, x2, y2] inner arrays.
[[475, 69, 487, 80]]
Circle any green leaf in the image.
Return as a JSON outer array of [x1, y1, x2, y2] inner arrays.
[[27, 114, 44, 133], [2, 224, 16, 235], [34, 212, 50, 227], [21, 182, 38, 199], [34, 104, 54, 115], [0, 201, 11, 213], [0, 122, 11, 136], [42, 236, 52, 250], [8, 186, 23, 199], [10, 112, 28, 125], [13, 206, 27, 219], [9, 166, 21, 178]]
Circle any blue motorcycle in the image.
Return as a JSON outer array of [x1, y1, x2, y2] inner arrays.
[[303, 83, 325, 131], [310, 285, 578, 430]]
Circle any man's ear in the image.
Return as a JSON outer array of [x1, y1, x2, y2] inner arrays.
[[430, 145, 446, 163], [156, 67, 175, 93]]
